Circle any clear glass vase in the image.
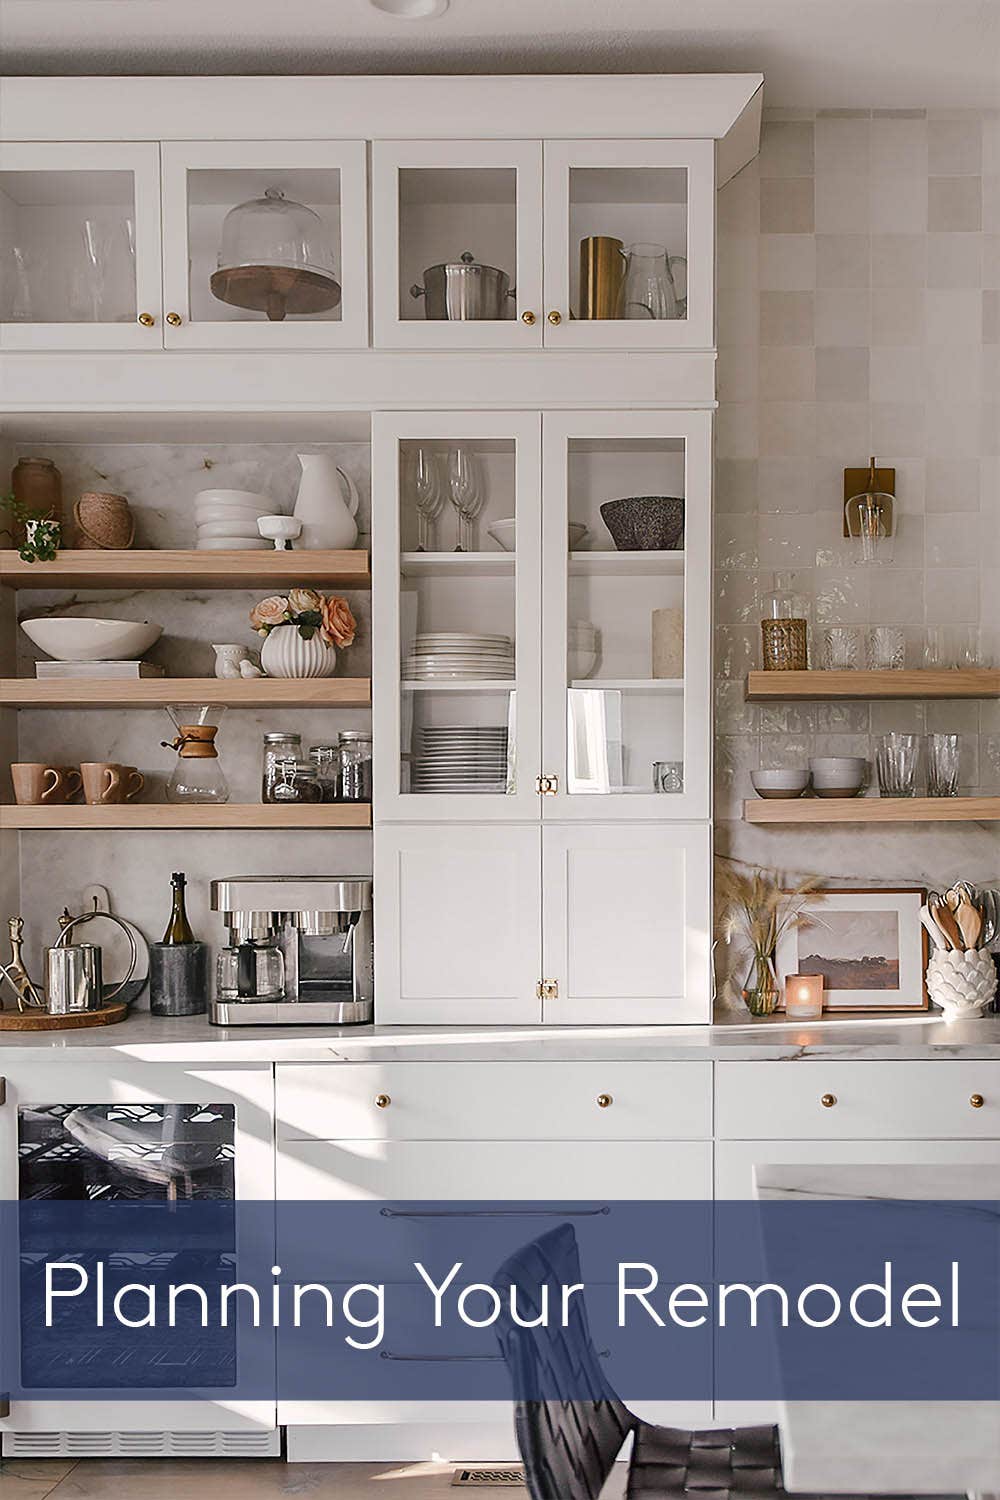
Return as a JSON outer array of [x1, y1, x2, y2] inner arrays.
[[742, 951, 779, 1017]]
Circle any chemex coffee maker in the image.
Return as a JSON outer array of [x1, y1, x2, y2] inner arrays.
[[209, 876, 373, 1026]]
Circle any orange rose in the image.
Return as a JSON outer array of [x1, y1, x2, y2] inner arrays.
[[321, 594, 356, 649], [249, 595, 289, 632]]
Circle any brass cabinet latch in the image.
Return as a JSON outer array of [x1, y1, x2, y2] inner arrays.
[[535, 774, 559, 795], [536, 979, 559, 1000], [0, 1077, 6, 1107]]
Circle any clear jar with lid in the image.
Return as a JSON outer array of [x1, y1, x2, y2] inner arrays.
[[338, 730, 373, 803], [261, 731, 302, 802], [270, 757, 322, 804], [308, 744, 341, 803]]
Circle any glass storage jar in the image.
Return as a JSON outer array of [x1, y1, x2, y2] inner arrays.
[[309, 744, 341, 802], [270, 757, 322, 804], [338, 730, 373, 803], [261, 731, 302, 802]]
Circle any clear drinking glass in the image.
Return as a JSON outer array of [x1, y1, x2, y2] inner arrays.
[[412, 446, 444, 552], [867, 626, 906, 670], [823, 626, 862, 671], [927, 733, 960, 797], [875, 732, 920, 798], [925, 625, 981, 669]]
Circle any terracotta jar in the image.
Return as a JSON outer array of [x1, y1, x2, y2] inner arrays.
[[11, 457, 63, 542]]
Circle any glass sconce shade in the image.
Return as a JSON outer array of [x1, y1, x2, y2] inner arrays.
[[210, 187, 341, 321]]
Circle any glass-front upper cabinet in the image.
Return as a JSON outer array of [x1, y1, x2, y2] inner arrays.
[[160, 141, 368, 348], [372, 411, 542, 819], [0, 143, 162, 350], [541, 410, 712, 820], [542, 140, 714, 350], [371, 141, 543, 349]]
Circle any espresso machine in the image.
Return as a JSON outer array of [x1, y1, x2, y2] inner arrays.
[[209, 876, 373, 1026]]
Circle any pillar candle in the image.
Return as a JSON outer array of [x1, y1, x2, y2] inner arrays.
[[785, 973, 823, 1019]]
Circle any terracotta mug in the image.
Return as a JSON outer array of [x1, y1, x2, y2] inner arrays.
[[81, 762, 144, 805], [59, 766, 84, 802], [11, 763, 76, 806]]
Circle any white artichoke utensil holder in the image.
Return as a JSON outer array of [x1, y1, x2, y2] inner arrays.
[[927, 948, 997, 1020]]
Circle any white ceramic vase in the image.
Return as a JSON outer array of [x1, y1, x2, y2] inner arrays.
[[260, 624, 337, 679], [927, 948, 997, 1020], [293, 453, 360, 550]]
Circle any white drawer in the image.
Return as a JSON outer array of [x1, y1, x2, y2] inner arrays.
[[716, 1061, 1000, 1140], [276, 1061, 712, 1141]]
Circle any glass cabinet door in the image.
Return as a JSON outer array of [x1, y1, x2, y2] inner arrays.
[[540, 410, 712, 819], [372, 411, 542, 820], [0, 142, 162, 350], [542, 139, 714, 350], [160, 141, 368, 348], [371, 141, 542, 349], [0, 1061, 275, 1433]]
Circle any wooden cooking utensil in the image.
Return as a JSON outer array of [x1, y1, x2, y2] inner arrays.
[[930, 897, 963, 952], [955, 894, 983, 952]]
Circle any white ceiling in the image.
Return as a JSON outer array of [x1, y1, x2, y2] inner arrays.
[[0, 0, 998, 108]]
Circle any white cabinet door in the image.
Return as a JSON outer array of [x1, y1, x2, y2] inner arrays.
[[540, 410, 712, 821], [542, 139, 715, 350], [160, 140, 368, 348], [372, 410, 542, 822], [0, 142, 162, 350], [371, 140, 543, 349], [0, 1059, 275, 1434], [374, 822, 542, 1023], [541, 822, 711, 1024]]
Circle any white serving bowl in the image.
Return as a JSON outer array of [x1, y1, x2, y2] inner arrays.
[[21, 615, 162, 662], [194, 489, 271, 510], [488, 519, 588, 552], [195, 503, 275, 526], [197, 518, 268, 540], [196, 536, 272, 551], [750, 768, 810, 799]]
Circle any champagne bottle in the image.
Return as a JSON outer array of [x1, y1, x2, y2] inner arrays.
[[162, 872, 195, 945]]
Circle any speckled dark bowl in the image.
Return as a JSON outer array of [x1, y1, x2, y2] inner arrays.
[[600, 495, 685, 551]]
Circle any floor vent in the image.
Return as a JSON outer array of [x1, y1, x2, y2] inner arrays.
[[2, 1430, 281, 1459], [452, 1468, 526, 1486]]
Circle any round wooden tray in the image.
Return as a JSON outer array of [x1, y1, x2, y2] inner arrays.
[[0, 1001, 129, 1031], [210, 265, 342, 322]]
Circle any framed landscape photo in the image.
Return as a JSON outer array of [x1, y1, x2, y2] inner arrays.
[[775, 887, 929, 1014]]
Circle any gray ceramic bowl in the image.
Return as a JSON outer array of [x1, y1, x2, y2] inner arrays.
[[600, 495, 685, 551]]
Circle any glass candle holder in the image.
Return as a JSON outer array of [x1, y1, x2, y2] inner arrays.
[[866, 626, 906, 671], [784, 973, 823, 1019]]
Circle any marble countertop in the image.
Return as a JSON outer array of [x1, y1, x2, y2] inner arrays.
[[2, 1011, 1000, 1062]]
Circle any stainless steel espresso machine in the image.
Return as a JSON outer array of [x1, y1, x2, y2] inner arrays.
[[209, 876, 373, 1026]]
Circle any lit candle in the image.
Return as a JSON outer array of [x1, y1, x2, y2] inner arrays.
[[785, 973, 823, 1019]]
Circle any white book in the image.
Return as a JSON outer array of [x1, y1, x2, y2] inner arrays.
[[35, 659, 166, 679]]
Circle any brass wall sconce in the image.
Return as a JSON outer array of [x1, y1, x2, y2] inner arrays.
[[844, 455, 895, 564]]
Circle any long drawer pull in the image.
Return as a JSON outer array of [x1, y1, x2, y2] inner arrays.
[[379, 1206, 610, 1219]]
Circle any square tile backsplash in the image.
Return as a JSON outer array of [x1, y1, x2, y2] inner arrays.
[[716, 108, 1000, 900]]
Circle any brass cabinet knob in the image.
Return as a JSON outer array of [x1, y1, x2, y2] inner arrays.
[[521, 310, 536, 326], [374, 1093, 391, 1109], [137, 312, 155, 327], [820, 1093, 837, 1108], [547, 310, 562, 325], [596, 1093, 613, 1109], [970, 1094, 985, 1109], [165, 311, 183, 327]]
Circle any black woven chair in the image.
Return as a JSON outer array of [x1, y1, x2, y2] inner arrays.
[[493, 1223, 786, 1500]]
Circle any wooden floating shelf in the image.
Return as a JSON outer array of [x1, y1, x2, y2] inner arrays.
[[744, 797, 1000, 825], [0, 549, 371, 591], [0, 677, 371, 709], [1, 804, 372, 831], [746, 669, 1000, 701]]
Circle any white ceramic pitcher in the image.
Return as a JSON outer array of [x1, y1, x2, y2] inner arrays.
[[293, 453, 360, 550]]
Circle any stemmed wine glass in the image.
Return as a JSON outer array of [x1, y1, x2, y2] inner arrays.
[[447, 446, 484, 552], [412, 446, 444, 552]]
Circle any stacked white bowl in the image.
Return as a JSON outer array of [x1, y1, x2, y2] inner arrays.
[[568, 620, 599, 681], [194, 490, 274, 551]]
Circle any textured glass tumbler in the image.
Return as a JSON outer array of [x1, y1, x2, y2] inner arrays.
[[927, 733, 960, 797], [823, 626, 862, 670], [867, 626, 906, 670], [875, 732, 920, 797]]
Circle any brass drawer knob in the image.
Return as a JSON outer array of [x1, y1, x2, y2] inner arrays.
[[820, 1093, 837, 1108], [547, 309, 562, 325], [137, 312, 155, 327], [166, 311, 183, 327], [521, 310, 536, 326], [970, 1094, 985, 1109], [596, 1093, 613, 1109], [374, 1093, 391, 1109]]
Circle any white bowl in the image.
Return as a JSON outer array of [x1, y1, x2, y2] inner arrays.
[[21, 615, 162, 662], [488, 519, 588, 552], [809, 756, 867, 789], [750, 768, 810, 799], [194, 489, 271, 510], [197, 519, 268, 539], [569, 649, 599, 680], [195, 503, 276, 525], [196, 536, 272, 551]]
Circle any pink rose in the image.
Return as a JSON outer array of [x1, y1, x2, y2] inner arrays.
[[249, 595, 289, 632], [287, 587, 322, 616], [320, 595, 357, 649]]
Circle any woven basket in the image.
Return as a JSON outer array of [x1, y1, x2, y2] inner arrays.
[[74, 491, 135, 550], [761, 616, 808, 672]]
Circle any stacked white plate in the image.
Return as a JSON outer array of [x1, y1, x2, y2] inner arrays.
[[412, 725, 510, 794], [194, 489, 274, 551], [403, 632, 515, 682]]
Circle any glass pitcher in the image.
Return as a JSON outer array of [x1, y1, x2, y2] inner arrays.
[[616, 242, 687, 320]]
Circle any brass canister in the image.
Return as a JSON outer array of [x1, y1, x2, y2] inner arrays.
[[579, 236, 625, 319]]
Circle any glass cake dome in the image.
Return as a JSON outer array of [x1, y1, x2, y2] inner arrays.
[[210, 187, 341, 322]]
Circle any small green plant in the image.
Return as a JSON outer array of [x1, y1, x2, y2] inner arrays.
[[2, 492, 61, 563]]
